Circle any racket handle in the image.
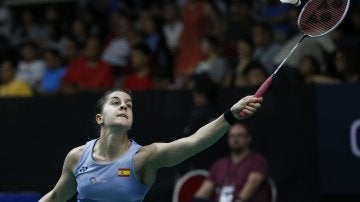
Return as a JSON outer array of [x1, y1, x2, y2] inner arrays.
[[240, 76, 273, 117], [254, 76, 273, 97]]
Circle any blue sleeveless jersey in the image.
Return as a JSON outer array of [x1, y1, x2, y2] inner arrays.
[[74, 139, 150, 202]]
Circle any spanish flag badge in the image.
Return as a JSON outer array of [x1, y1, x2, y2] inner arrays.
[[118, 168, 131, 177]]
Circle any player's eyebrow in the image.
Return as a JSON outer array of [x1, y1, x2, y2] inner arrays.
[[109, 97, 132, 103]]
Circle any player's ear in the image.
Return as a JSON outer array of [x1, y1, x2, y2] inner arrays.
[[96, 114, 104, 125]]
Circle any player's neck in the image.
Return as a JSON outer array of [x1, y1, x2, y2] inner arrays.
[[95, 130, 130, 162], [231, 148, 250, 163]]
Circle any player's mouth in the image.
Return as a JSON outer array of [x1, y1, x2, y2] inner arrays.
[[117, 114, 128, 119]]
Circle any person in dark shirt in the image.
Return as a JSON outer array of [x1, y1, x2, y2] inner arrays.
[[194, 123, 270, 202]]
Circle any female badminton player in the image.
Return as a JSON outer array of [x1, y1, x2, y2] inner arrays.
[[39, 90, 262, 202]]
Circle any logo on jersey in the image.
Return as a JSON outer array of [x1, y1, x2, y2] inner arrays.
[[118, 168, 131, 177], [89, 176, 108, 184], [76, 166, 88, 175]]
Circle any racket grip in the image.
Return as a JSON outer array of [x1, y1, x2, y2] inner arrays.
[[254, 76, 273, 97], [240, 76, 273, 117]]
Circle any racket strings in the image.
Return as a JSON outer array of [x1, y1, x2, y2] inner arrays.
[[299, 0, 349, 37]]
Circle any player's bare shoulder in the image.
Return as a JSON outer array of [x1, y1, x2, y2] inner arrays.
[[64, 145, 85, 172]]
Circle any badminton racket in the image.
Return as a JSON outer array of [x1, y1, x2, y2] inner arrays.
[[240, 0, 350, 117]]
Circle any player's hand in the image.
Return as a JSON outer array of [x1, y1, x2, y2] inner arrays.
[[230, 96, 263, 120]]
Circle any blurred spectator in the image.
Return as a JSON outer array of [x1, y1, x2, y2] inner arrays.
[[137, 11, 171, 68], [176, 75, 218, 175], [243, 62, 268, 87], [16, 41, 46, 90], [0, 0, 12, 39], [252, 22, 280, 74], [258, 0, 293, 42], [101, 13, 132, 75], [174, 0, 221, 88], [297, 55, 339, 84], [162, 2, 183, 53], [193, 35, 227, 86], [183, 75, 218, 136], [38, 48, 66, 95], [330, 48, 360, 83], [0, 59, 33, 97], [78, 0, 113, 40], [61, 36, 83, 64], [122, 44, 154, 91], [62, 36, 113, 94], [40, 6, 66, 50], [331, 6, 360, 49], [11, 9, 45, 47], [224, 0, 254, 42], [68, 18, 89, 47], [194, 122, 270, 202], [223, 37, 255, 88]]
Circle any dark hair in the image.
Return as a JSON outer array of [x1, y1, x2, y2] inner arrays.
[[132, 43, 151, 56], [43, 47, 61, 58], [19, 41, 39, 51], [243, 61, 268, 77], [193, 74, 218, 102], [202, 34, 220, 48], [95, 89, 133, 115]]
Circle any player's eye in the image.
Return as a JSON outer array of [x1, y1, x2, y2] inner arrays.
[[111, 100, 120, 105]]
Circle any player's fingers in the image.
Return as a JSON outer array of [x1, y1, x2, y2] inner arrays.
[[242, 108, 254, 116], [248, 102, 261, 108], [244, 105, 257, 112]]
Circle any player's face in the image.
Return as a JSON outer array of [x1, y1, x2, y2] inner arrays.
[[228, 124, 251, 152], [97, 91, 133, 130]]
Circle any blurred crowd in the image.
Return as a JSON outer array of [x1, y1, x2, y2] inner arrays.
[[0, 0, 359, 97]]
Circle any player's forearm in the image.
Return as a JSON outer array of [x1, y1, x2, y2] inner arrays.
[[187, 114, 231, 155], [39, 190, 59, 202]]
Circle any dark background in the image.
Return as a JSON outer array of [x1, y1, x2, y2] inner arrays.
[[1, 84, 360, 202]]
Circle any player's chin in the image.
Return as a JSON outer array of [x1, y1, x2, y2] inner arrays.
[[112, 121, 132, 129]]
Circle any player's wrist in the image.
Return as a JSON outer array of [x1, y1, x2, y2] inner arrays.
[[223, 109, 237, 125]]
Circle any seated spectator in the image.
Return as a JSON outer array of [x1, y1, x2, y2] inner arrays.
[[121, 44, 153, 91], [252, 22, 280, 74], [331, 48, 360, 83], [194, 123, 270, 202], [61, 36, 113, 94], [243, 62, 268, 87], [193, 35, 227, 86], [138, 12, 171, 69], [162, 2, 183, 54], [297, 55, 339, 84], [223, 37, 255, 88], [38, 48, 66, 95], [101, 13, 132, 75], [11, 9, 45, 47], [61, 36, 82, 64], [184, 75, 218, 136], [0, 59, 33, 97], [174, 0, 221, 88], [16, 41, 46, 90], [0, 0, 12, 40]]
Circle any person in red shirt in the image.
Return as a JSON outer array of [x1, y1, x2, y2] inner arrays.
[[62, 36, 113, 94], [194, 122, 270, 202], [122, 44, 153, 91]]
